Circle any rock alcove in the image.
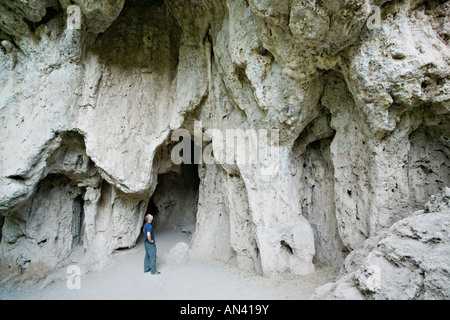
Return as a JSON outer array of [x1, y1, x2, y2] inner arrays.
[[0, 0, 449, 298]]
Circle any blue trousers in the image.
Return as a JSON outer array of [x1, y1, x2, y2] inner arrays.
[[144, 242, 157, 273]]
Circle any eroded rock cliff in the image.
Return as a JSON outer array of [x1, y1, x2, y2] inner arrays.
[[0, 0, 449, 298]]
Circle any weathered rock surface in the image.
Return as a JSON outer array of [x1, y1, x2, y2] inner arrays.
[[0, 0, 448, 298], [312, 188, 450, 299], [164, 242, 189, 264]]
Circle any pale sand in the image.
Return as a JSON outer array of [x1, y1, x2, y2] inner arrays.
[[0, 229, 337, 300]]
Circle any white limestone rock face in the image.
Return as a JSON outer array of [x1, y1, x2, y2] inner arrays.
[[355, 211, 450, 299], [0, 0, 449, 293], [164, 242, 189, 264], [312, 188, 450, 300], [189, 164, 235, 264]]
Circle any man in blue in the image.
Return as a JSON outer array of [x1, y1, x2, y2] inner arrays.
[[144, 214, 160, 274]]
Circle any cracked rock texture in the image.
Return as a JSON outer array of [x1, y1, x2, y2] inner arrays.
[[0, 0, 449, 298], [312, 188, 450, 299]]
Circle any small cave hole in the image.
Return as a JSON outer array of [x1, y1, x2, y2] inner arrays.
[[280, 240, 293, 255], [8, 175, 25, 181], [421, 81, 428, 89]]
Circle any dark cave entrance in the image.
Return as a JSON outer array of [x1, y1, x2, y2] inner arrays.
[[146, 163, 200, 234], [72, 194, 85, 248], [0, 216, 4, 244], [145, 137, 201, 235]]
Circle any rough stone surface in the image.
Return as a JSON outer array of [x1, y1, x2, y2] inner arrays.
[[164, 242, 189, 264], [0, 0, 449, 297], [312, 188, 450, 300]]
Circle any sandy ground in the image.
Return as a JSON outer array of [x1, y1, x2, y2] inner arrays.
[[0, 229, 337, 300]]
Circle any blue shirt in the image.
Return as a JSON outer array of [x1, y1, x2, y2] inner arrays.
[[144, 223, 154, 243]]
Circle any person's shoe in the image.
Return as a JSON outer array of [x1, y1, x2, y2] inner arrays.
[[151, 271, 161, 275]]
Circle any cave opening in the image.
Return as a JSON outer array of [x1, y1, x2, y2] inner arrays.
[[72, 194, 85, 248], [146, 163, 200, 236], [145, 134, 202, 237], [0, 216, 3, 244]]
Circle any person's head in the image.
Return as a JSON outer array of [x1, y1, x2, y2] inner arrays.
[[145, 214, 153, 223]]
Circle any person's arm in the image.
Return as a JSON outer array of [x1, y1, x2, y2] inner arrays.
[[147, 231, 154, 243]]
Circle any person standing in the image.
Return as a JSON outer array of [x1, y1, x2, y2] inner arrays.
[[144, 214, 160, 275]]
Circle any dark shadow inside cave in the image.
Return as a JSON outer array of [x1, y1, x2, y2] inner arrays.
[[144, 137, 201, 236], [147, 164, 199, 233]]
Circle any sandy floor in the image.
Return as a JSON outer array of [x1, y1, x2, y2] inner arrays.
[[0, 229, 337, 300]]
